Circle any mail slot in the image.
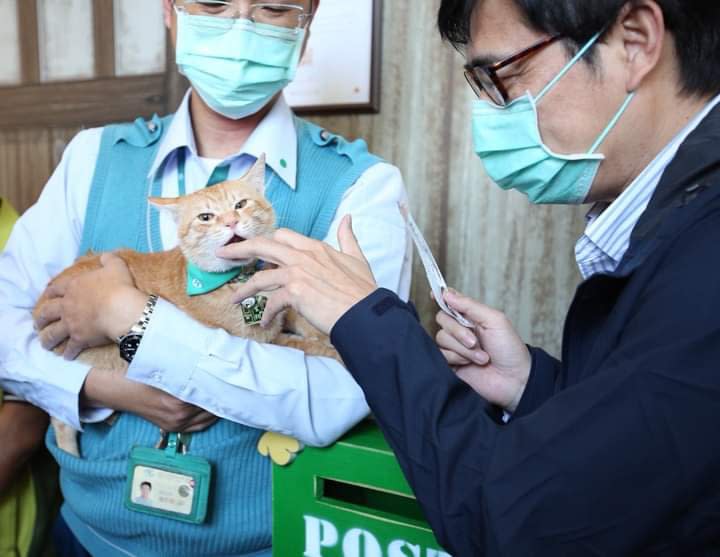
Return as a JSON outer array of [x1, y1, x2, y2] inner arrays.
[[272, 420, 451, 556]]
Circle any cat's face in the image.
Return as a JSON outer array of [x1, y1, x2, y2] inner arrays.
[[150, 155, 275, 272]]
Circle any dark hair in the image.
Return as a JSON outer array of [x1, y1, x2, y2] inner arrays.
[[141, 482, 152, 489], [438, 0, 720, 96]]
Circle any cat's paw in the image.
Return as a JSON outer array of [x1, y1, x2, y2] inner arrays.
[[257, 432, 304, 466]]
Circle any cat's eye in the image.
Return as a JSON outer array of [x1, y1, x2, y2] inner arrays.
[[197, 213, 215, 222], [235, 200, 248, 210]]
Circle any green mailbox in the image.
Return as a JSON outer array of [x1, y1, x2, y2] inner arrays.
[[272, 421, 451, 556]]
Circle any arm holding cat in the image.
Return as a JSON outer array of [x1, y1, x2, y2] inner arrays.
[[0, 129, 218, 433], [82, 367, 217, 433], [33, 254, 220, 433], [0, 130, 113, 429], [38, 163, 411, 447]]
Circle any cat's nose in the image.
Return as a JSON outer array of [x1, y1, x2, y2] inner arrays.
[[221, 214, 239, 227]]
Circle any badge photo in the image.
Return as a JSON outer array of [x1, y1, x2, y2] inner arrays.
[[125, 432, 212, 524]]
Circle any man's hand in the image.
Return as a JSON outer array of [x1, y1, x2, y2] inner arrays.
[[217, 215, 377, 335], [83, 368, 218, 433], [34, 253, 148, 360], [436, 290, 531, 413], [0, 402, 49, 495]]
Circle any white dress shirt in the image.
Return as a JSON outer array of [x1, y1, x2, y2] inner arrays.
[[575, 93, 720, 279], [0, 93, 412, 446]]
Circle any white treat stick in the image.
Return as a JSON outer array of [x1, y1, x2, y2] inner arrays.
[[399, 203, 474, 328]]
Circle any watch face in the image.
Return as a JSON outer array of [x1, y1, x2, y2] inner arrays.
[[120, 333, 144, 363]]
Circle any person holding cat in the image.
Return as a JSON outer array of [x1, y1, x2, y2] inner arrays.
[[217, 0, 720, 555], [0, 1, 410, 556]]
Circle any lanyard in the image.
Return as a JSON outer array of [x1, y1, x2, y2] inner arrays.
[[175, 149, 232, 196]]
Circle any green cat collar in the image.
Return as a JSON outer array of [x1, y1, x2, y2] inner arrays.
[[186, 260, 264, 296]]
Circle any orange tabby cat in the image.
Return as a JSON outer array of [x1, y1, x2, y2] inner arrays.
[[35, 155, 337, 457]]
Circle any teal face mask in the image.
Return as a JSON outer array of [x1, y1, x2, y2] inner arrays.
[[472, 33, 635, 204], [176, 12, 305, 120]]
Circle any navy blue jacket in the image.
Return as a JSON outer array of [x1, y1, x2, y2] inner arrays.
[[331, 105, 720, 556]]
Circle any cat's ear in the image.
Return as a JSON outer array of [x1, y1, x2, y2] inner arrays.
[[148, 196, 180, 220], [244, 154, 266, 195]]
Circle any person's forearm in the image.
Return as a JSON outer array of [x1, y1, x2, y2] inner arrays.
[[331, 289, 500, 555], [0, 402, 49, 495], [511, 346, 562, 418], [0, 130, 99, 429], [128, 300, 369, 446], [0, 308, 101, 428], [82, 366, 219, 433], [81, 367, 125, 410]]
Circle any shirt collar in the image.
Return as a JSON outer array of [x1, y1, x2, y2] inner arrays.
[[242, 94, 298, 189], [148, 90, 298, 189]]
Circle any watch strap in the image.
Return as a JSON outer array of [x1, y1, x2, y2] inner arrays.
[[118, 294, 159, 363]]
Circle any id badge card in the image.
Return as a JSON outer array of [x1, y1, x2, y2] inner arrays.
[[125, 432, 212, 524]]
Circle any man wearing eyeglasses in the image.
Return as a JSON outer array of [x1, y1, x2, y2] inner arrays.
[[0, 1, 410, 556], [219, 0, 720, 555]]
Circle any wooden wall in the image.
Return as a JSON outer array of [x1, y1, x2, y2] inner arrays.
[[0, 0, 166, 217], [0, 127, 79, 215], [0, 0, 586, 355]]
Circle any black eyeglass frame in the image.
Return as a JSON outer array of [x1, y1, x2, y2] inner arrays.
[[464, 35, 562, 106]]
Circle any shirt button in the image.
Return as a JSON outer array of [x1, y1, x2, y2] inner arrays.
[[320, 130, 330, 141]]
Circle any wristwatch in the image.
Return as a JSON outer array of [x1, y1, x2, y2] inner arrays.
[[117, 295, 158, 363]]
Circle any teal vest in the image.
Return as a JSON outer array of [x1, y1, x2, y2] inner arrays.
[[47, 113, 381, 557]]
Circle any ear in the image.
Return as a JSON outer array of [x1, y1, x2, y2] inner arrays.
[[244, 154, 267, 195], [613, 0, 665, 92], [148, 196, 180, 220]]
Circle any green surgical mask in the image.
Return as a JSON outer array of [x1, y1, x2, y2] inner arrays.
[[176, 12, 305, 120], [472, 33, 635, 204]]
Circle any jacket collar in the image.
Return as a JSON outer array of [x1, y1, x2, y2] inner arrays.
[[613, 102, 720, 277]]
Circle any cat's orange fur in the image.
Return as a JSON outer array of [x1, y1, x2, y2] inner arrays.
[[35, 155, 338, 457]]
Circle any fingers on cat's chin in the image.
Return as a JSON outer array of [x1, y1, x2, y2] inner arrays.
[[224, 235, 247, 247]]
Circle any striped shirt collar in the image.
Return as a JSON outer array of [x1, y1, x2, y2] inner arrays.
[[575, 93, 720, 279]]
